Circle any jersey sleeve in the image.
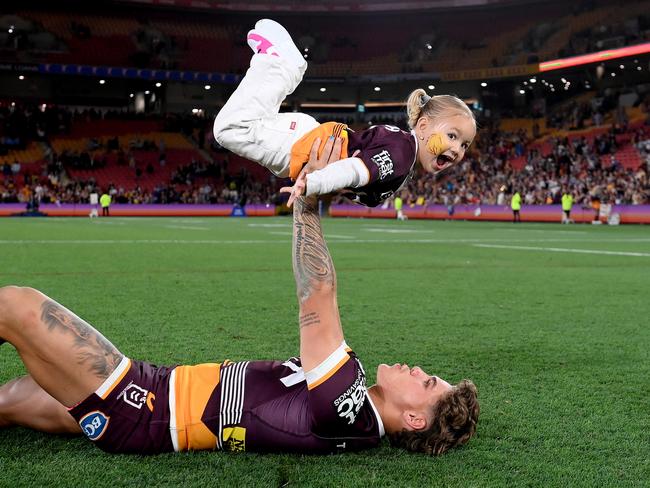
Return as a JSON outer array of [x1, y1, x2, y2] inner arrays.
[[305, 342, 370, 436]]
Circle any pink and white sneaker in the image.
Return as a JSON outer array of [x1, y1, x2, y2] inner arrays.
[[246, 19, 306, 71]]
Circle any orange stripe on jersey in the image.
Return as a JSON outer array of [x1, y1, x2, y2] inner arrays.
[[289, 121, 350, 180], [308, 354, 350, 390], [98, 358, 131, 400], [173, 363, 221, 451]]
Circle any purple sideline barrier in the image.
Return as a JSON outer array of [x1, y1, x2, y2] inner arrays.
[[1, 203, 648, 223], [0, 203, 276, 217], [329, 204, 650, 224]]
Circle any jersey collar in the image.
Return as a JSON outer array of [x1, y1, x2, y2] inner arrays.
[[365, 391, 386, 437]]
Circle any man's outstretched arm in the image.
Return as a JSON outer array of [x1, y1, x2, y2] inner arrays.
[[292, 195, 344, 373]]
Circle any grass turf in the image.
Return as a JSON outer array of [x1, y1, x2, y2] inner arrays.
[[0, 216, 648, 487]]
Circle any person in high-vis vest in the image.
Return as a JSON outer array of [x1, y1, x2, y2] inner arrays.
[[561, 189, 574, 224], [394, 194, 407, 221], [511, 189, 522, 223], [100, 192, 111, 217]]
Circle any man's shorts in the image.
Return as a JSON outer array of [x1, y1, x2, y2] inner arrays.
[[68, 357, 175, 454]]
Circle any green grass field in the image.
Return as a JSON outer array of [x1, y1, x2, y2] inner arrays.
[[0, 216, 648, 487]]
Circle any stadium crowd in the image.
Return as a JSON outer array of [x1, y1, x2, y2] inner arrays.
[[391, 124, 650, 209], [1, 101, 649, 207]]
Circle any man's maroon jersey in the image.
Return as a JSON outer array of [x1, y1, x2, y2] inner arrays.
[[69, 343, 385, 454]]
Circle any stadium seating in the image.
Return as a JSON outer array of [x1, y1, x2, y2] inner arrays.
[[10, 1, 647, 76]]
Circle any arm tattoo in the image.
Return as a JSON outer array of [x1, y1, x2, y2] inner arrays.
[[40, 300, 124, 379], [299, 312, 321, 329], [292, 197, 336, 303]]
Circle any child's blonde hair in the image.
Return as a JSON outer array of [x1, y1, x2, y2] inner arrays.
[[406, 89, 476, 130]]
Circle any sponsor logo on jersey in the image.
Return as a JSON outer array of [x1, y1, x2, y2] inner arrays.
[[333, 366, 366, 425], [79, 411, 109, 441], [222, 426, 246, 452], [290, 121, 297, 130], [118, 382, 150, 410], [371, 150, 394, 180]]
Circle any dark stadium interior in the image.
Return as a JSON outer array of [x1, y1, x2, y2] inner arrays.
[[0, 0, 648, 211]]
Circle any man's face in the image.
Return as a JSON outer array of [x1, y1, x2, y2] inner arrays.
[[376, 363, 453, 426]]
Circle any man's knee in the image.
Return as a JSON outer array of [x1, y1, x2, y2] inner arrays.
[[0, 286, 44, 334]]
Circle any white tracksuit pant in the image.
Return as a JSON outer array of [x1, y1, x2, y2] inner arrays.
[[213, 54, 319, 178]]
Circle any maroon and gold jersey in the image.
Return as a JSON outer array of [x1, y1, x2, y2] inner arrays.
[[289, 123, 418, 208], [70, 343, 384, 454], [170, 342, 384, 453], [346, 125, 418, 207]]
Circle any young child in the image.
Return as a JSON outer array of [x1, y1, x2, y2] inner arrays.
[[213, 19, 476, 207]]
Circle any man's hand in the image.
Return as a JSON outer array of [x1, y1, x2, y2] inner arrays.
[[303, 136, 344, 175], [281, 136, 344, 207]]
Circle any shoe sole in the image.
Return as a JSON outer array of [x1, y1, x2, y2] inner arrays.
[[254, 19, 294, 45]]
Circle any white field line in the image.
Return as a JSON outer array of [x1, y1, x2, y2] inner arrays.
[[248, 223, 291, 228], [90, 221, 126, 225], [164, 225, 210, 231], [0, 238, 649, 245], [363, 228, 434, 233], [473, 243, 650, 257], [170, 219, 208, 224], [268, 231, 354, 239], [500, 229, 588, 234]]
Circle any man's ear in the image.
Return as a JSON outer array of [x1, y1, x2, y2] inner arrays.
[[402, 410, 428, 431]]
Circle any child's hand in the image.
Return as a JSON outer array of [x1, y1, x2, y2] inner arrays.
[[280, 171, 307, 207]]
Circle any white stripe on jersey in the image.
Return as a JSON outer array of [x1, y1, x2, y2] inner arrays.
[[304, 341, 349, 388], [168, 368, 179, 452], [217, 361, 249, 450]]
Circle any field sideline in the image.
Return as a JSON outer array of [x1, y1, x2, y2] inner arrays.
[[0, 217, 648, 487]]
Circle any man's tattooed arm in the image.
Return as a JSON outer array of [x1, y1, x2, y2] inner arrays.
[[40, 300, 123, 379], [292, 196, 345, 368], [292, 196, 336, 306]]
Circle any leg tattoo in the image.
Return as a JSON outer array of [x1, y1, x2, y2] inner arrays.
[[40, 300, 123, 379]]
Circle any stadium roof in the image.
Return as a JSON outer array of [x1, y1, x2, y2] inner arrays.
[[113, 0, 556, 13]]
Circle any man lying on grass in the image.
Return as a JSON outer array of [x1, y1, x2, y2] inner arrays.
[[0, 138, 478, 455]]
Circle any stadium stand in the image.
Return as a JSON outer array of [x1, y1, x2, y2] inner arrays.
[[1, 0, 648, 209], [1, 95, 647, 207], [4, 0, 647, 75]]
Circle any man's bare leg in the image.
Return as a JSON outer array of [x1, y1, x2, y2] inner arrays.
[[0, 376, 80, 433], [0, 286, 124, 408]]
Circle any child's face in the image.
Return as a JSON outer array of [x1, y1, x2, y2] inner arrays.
[[416, 114, 476, 174]]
